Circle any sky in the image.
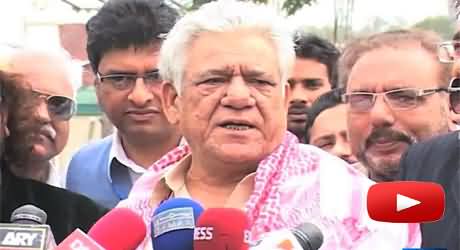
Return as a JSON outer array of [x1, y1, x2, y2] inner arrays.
[[289, 0, 451, 30], [0, 0, 454, 46]]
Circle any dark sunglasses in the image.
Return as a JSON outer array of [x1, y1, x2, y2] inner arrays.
[[448, 77, 460, 114], [32, 91, 76, 121]]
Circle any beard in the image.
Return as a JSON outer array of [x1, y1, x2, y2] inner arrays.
[[357, 127, 417, 182]]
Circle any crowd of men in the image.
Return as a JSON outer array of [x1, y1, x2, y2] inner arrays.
[[1, 0, 459, 249]]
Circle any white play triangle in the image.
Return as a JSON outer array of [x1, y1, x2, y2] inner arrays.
[[397, 194, 421, 212]]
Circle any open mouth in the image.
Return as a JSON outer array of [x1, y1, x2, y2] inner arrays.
[[219, 121, 255, 131]]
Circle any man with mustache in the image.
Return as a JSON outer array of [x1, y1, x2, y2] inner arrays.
[[66, 0, 182, 208], [339, 29, 451, 182], [1, 70, 107, 243], [287, 33, 340, 143], [5, 48, 76, 187]]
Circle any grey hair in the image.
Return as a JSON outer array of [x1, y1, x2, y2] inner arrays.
[[158, 0, 295, 95], [338, 29, 452, 89], [8, 47, 80, 97]]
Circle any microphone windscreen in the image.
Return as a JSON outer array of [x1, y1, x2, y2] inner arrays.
[[193, 208, 249, 250], [10, 205, 47, 224], [152, 198, 204, 250], [292, 222, 323, 250], [88, 208, 146, 250]]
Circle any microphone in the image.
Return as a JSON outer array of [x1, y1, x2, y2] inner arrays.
[[0, 204, 56, 250], [250, 223, 323, 250], [152, 198, 204, 250], [193, 208, 249, 250], [55, 207, 146, 250]]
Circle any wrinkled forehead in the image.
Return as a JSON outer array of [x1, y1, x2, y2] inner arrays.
[[8, 52, 75, 98]]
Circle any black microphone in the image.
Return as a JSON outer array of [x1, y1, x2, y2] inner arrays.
[[250, 222, 323, 250], [0, 204, 56, 250], [292, 223, 323, 250]]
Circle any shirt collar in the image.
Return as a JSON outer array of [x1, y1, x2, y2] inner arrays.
[[107, 131, 148, 183], [152, 154, 255, 209]]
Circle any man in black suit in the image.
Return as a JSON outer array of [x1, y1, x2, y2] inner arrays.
[[399, 130, 460, 249], [399, 74, 460, 249], [0, 71, 107, 243]]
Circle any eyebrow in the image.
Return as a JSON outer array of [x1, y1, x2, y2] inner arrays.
[[240, 68, 274, 80], [349, 84, 411, 93], [313, 134, 335, 143], [101, 69, 158, 75], [193, 67, 234, 81]]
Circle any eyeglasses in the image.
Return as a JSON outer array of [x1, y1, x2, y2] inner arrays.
[[342, 88, 447, 113], [448, 77, 460, 114], [32, 91, 76, 121], [96, 70, 162, 91], [438, 41, 460, 63]]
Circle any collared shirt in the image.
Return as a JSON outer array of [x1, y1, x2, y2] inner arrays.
[[118, 132, 420, 250], [107, 131, 148, 184], [153, 154, 255, 210], [47, 159, 66, 188]]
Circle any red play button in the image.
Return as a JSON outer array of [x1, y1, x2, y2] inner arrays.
[[367, 181, 445, 223]]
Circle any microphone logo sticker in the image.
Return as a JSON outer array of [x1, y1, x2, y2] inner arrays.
[[193, 227, 213, 240], [0, 224, 47, 249], [152, 207, 195, 238]]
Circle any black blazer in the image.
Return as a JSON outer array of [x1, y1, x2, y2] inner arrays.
[[399, 131, 460, 250], [1, 165, 108, 243]]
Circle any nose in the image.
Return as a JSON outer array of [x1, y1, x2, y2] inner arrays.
[[220, 77, 255, 109], [369, 95, 395, 128], [289, 84, 309, 105], [36, 99, 51, 123], [127, 78, 154, 107], [331, 138, 354, 162]]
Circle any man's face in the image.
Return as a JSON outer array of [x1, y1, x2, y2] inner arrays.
[[287, 58, 331, 141], [346, 47, 449, 182], [309, 104, 357, 164], [96, 45, 177, 142], [10, 54, 74, 161], [162, 30, 290, 167]]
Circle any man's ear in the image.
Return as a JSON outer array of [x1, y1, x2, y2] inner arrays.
[[161, 81, 180, 125], [0, 109, 9, 137]]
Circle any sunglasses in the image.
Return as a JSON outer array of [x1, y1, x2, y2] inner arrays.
[[32, 91, 76, 121], [448, 78, 460, 114]]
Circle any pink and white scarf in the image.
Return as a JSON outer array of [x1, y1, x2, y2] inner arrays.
[[118, 132, 420, 249]]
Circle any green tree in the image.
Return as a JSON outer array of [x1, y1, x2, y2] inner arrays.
[[413, 16, 455, 39]]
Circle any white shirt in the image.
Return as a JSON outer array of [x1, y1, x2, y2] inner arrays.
[[107, 132, 148, 183]]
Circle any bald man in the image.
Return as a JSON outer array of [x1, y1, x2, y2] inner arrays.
[[6, 49, 76, 186]]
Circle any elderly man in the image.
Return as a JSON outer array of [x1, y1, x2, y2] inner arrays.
[[5, 49, 76, 187], [119, 1, 420, 249], [340, 30, 451, 182], [67, 0, 182, 209], [0, 71, 106, 243], [287, 33, 340, 143]]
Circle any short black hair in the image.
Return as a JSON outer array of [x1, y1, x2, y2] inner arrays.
[[293, 32, 340, 88], [304, 88, 344, 143], [453, 30, 460, 41], [86, 0, 179, 73]]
